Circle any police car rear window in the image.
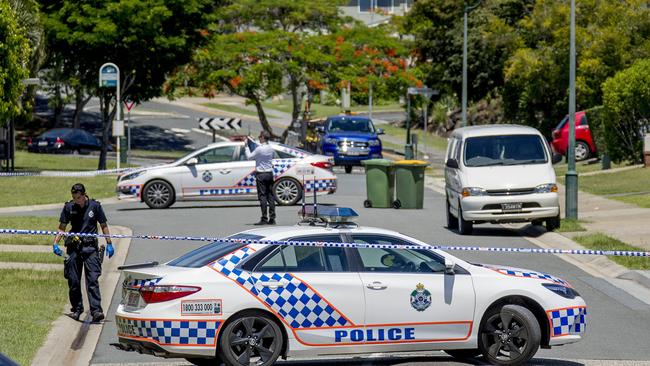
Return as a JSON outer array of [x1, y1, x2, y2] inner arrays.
[[167, 233, 264, 268]]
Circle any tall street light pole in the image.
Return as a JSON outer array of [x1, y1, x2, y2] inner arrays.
[[462, 1, 481, 128], [565, 0, 578, 219]]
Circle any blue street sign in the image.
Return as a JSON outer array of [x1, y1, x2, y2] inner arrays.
[[99, 64, 118, 88]]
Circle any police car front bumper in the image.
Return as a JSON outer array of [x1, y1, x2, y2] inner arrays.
[[116, 184, 142, 201]]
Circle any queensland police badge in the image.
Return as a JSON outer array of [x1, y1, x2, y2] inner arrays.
[[202, 171, 213, 182], [410, 283, 432, 311]]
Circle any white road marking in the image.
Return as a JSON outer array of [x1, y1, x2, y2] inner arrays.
[[171, 128, 190, 133]]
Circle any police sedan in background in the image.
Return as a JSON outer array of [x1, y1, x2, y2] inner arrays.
[[114, 207, 586, 366], [116, 142, 337, 208]]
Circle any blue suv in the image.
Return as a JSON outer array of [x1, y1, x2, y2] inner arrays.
[[318, 115, 384, 173]]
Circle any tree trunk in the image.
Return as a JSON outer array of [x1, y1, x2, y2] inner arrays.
[[53, 83, 64, 127], [250, 95, 276, 138], [290, 75, 302, 124], [72, 86, 92, 129]]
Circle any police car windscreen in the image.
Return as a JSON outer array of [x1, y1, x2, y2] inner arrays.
[[167, 234, 263, 268]]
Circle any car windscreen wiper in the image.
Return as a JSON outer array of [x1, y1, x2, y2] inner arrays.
[[468, 161, 506, 167], [504, 159, 547, 165]]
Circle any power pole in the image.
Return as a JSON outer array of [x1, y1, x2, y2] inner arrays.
[[565, 0, 578, 219], [462, 1, 481, 128]]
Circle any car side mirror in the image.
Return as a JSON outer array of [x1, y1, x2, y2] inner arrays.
[[186, 157, 198, 165], [446, 158, 459, 169], [551, 153, 563, 165], [445, 258, 455, 275], [315, 126, 325, 133], [376, 128, 385, 135]]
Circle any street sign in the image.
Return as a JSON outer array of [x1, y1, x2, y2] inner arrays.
[[99, 64, 119, 88], [113, 120, 124, 137], [407, 87, 438, 98], [124, 99, 135, 111], [198, 117, 242, 131]]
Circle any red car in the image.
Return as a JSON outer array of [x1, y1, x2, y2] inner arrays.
[[551, 111, 597, 161]]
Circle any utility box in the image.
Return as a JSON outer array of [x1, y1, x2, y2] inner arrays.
[[643, 133, 650, 168]]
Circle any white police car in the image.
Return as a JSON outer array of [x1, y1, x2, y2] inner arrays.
[[114, 207, 586, 366], [116, 141, 337, 208]]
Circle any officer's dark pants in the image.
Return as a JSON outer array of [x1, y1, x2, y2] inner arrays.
[[64, 247, 102, 314], [256, 171, 275, 221]]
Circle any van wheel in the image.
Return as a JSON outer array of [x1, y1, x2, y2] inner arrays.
[[478, 304, 540, 366], [575, 141, 590, 161], [546, 215, 561, 232], [457, 203, 473, 235], [446, 198, 458, 229]]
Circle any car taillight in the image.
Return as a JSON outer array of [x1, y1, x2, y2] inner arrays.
[[311, 161, 333, 170], [55, 137, 65, 146], [139, 285, 201, 304], [27, 138, 32, 145]]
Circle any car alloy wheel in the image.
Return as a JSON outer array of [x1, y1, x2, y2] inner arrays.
[[219, 313, 283, 366], [574, 141, 590, 161], [479, 304, 540, 366], [273, 178, 302, 206], [143, 180, 175, 209]]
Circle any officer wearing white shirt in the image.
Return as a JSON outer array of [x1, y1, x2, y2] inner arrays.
[[245, 131, 276, 225]]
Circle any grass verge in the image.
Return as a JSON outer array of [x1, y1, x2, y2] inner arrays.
[[0, 252, 64, 264], [0, 217, 60, 245], [380, 124, 448, 152], [558, 167, 650, 208], [0, 269, 67, 366], [557, 219, 587, 232], [554, 161, 625, 177], [201, 102, 275, 118], [13, 151, 125, 172], [130, 149, 189, 159], [573, 233, 650, 269], [0, 176, 116, 208]]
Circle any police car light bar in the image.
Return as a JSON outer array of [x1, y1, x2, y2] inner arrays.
[[299, 205, 358, 223]]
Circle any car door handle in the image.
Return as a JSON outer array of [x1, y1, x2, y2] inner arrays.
[[259, 281, 285, 289], [366, 281, 387, 290], [219, 169, 231, 174]]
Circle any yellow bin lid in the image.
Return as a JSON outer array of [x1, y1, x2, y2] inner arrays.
[[395, 160, 429, 166]]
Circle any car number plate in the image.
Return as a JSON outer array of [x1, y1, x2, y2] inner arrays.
[[38, 141, 48, 146], [126, 290, 140, 308], [181, 299, 222, 315], [341, 148, 366, 156], [501, 202, 523, 212]]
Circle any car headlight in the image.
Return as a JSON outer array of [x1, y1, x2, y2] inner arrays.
[[461, 187, 486, 197], [535, 183, 558, 193], [367, 139, 381, 146], [324, 137, 338, 145], [542, 283, 580, 299], [120, 171, 144, 181]]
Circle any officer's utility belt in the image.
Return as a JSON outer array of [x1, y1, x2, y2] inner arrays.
[[64, 235, 98, 249]]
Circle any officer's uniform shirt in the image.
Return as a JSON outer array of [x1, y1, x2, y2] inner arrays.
[[59, 198, 107, 234], [245, 142, 274, 173]]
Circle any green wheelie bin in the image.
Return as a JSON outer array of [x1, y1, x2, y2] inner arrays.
[[393, 160, 429, 209], [361, 159, 395, 208]]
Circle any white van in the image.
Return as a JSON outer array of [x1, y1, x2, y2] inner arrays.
[[444, 124, 562, 235]]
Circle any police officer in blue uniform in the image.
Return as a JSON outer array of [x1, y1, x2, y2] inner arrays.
[[52, 183, 114, 322]]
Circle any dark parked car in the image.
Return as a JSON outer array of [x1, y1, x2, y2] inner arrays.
[[27, 128, 109, 154]]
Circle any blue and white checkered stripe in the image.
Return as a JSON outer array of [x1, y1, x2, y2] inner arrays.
[[272, 159, 297, 177], [276, 146, 307, 158], [305, 179, 336, 192], [210, 247, 351, 329], [486, 266, 570, 286], [126, 278, 162, 288], [237, 172, 257, 187], [116, 317, 219, 345], [3, 228, 650, 257], [119, 184, 142, 197], [549, 307, 587, 337]]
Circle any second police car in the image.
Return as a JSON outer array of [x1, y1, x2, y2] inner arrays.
[[116, 141, 337, 208], [114, 207, 586, 366]]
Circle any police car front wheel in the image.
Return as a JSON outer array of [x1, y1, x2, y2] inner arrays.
[[218, 311, 284, 366], [143, 180, 175, 209]]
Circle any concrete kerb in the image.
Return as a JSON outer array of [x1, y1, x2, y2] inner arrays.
[[30, 225, 132, 366], [0, 197, 122, 214]]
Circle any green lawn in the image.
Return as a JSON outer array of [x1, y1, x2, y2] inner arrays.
[[262, 101, 403, 119], [201, 102, 276, 118], [557, 219, 587, 232], [573, 233, 650, 269], [0, 252, 64, 264], [130, 149, 189, 159], [554, 161, 625, 177], [558, 167, 650, 208], [380, 124, 448, 152], [13, 151, 126, 171], [0, 176, 116, 208], [0, 217, 60, 245], [0, 269, 67, 366]]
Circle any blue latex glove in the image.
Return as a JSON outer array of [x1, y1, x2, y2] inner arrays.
[[106, 243, 115, 258], [53, 244, 63, 256]]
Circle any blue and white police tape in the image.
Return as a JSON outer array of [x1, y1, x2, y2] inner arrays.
[[0, 167, 135, 177], [1, 228, 649, 258]]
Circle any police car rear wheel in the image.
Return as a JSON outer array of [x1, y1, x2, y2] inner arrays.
[[273, 178, 302, 206], [219, 312, 283, 366], [478, 304, 540, 366], [143, 180, 175, 209]]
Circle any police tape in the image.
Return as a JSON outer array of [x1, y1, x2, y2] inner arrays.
[[1, 228, 650, 258], [0, 167, 136, 177]]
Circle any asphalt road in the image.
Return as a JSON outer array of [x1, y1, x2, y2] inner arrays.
[[13, 101, 650, 365]]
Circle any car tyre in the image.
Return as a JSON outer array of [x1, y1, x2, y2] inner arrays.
[[575, 141, 590, 161], [444, 349, 481, 360], [446, 198, 458, 229], [143, 180, 175, 209], [273, 178, 302, 206], [545, 214, 561, 232], [218, 311, 283, 366], [364, 200, 372, 208], [478, 304, 541, 366], [457, 203, 473, 235], [344, 165, 353, 174]]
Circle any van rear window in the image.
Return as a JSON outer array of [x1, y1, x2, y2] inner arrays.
[[464, 134, 548, 167]]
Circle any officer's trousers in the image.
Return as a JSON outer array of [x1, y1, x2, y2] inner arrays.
[[64, 249, 103, 314], [256, 171, 276, 221]]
